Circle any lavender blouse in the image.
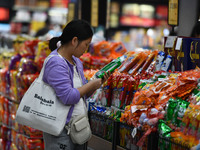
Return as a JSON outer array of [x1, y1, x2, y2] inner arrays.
[[42, 49, 87, 124]]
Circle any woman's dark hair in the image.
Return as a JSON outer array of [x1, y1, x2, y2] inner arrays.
[[191, 22, 200, 37], [49, 19, 93, 51]]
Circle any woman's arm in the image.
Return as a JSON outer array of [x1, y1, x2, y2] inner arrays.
[[77, 71, 110, 98]]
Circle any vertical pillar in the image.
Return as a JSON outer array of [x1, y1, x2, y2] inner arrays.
[[177, 0, 199, 37]]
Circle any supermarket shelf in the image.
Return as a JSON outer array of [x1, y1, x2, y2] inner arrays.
[[11, 19, 31, 23], [13, 5, 48, 12], [1, 123, 43, 139]]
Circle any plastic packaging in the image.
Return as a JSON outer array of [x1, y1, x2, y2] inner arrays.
[[95, 55, 126, 78]]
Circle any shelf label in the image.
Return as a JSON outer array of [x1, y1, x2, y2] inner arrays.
[[165, 36, 177, 48], [168, 0, 179, 26], [91, 0, 98, 27], [67, 3, 75, 24], [175, 37, 182, 50]]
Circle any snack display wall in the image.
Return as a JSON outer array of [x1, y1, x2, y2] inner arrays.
[[84, 40, 200, 149], [0, 35, 51, 150], [1, 33, 200, 150]]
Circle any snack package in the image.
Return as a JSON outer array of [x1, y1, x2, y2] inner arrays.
[[158, 120, 172, 150], [111, 73, 122, 106], [123, 77, 137, 109], [118, 55, 135, 73], [155, 51, 166, 71], [101, 75, 113, 107], [80, 53, 92, 69], [92, 41, 111, 57], [34, 41, 51, 71], [128, 53, 148, 76], [160, 55, 173, 72], [122, 53, 141, 73], [172, 98, 190, 127], [110, 42, 127, 55], [165, 98, 177, 123], [113, 74, 129, 109], [137, 51, 158, 75], [0, 67, 8, 94]]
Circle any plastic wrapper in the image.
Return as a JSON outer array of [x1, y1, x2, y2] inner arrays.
[[10, 142, 18, 150], [34, 41, 51, 71], [165, 98, 177, 123], [17, 73, 39, 100], [80, 53, 92, 69], [24, 138, 44, 150], [172, 98, 189, 127], [92, 41, 111, 57], [113, 74, 129, 109], [21, 126, 43, 138], [90, 56, 111, 70], [158, 120, 172, 150], [111, 72, 122, 106], [84, 69, 98, 82], [123, 76, 137, 109], [160, 55, 172, 72], [0, 67, 8, 94], [110, 42, 127, 55], [118, 55, 136, 73], [128, 53, 148, 76], [24, 39, 39, 57], [121, 53, 141, 73], [101, 76, 112, 107], [9, 70, 18, 100], [155, 51, 166, 71]]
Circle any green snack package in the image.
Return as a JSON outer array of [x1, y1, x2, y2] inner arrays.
[[165, 98, 177, 123], [95, 56, 126, 78], [172, 98, 190, 127], [158, 120, 172, 150]]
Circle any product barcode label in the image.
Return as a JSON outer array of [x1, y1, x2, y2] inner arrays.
[[23, 105, 30, 113]]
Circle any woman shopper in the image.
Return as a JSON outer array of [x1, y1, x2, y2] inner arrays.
[[42, 19, 110, 150]]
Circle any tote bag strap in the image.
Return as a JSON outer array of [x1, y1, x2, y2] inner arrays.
[[38, 54, 70, 81]]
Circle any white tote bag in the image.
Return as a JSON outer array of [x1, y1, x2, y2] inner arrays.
[[16, 55, 71, 136]]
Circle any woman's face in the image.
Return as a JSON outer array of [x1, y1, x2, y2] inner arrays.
[[73, 37, 92, 58]]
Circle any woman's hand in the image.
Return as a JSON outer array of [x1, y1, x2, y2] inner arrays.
[[101, 71, 111, 84]]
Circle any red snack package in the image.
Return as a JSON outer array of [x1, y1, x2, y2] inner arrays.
[[113, 74, 129, 109], [111, 72, 122, 106], [138, 51, 158, 74], [124, 76, 137, 108], [110, 42, 127, 55], [121, 53, 141, 73], [128, 54, 148, 76], [102, 75, 113, 107]]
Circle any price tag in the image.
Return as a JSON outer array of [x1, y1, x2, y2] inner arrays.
[[175, 38, 182, 50], [91, 0, 98, 27], [131, 128, 137, 138], [165, 36, 177, 48]]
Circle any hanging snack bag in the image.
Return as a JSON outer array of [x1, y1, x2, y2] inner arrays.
[[111, 73, 122, 106], [115, 74, 129, 109], [123, 77, 137, 109], [155, 51, 166, 71], [160, 55, 173, 72], [101, 75, 113, 107]]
